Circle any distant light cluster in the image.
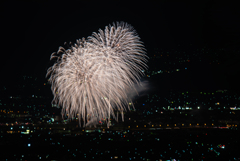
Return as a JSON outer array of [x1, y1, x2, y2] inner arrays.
[[46, 22, 148, 127]]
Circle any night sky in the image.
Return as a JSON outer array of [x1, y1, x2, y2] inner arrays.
[[1, 1, 240, 94]]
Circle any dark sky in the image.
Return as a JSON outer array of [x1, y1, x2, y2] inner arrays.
[[1, 1, 240, 92]]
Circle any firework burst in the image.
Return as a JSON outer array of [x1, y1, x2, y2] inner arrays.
[[46, 22, 148, 127]]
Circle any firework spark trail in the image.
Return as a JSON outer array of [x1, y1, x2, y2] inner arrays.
[[46, 22, 148, 127]]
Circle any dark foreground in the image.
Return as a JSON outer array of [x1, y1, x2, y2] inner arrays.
[[1, 127, 240, 161]]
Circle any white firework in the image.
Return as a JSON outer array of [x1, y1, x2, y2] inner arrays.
[[46, 22, 148, 127]]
